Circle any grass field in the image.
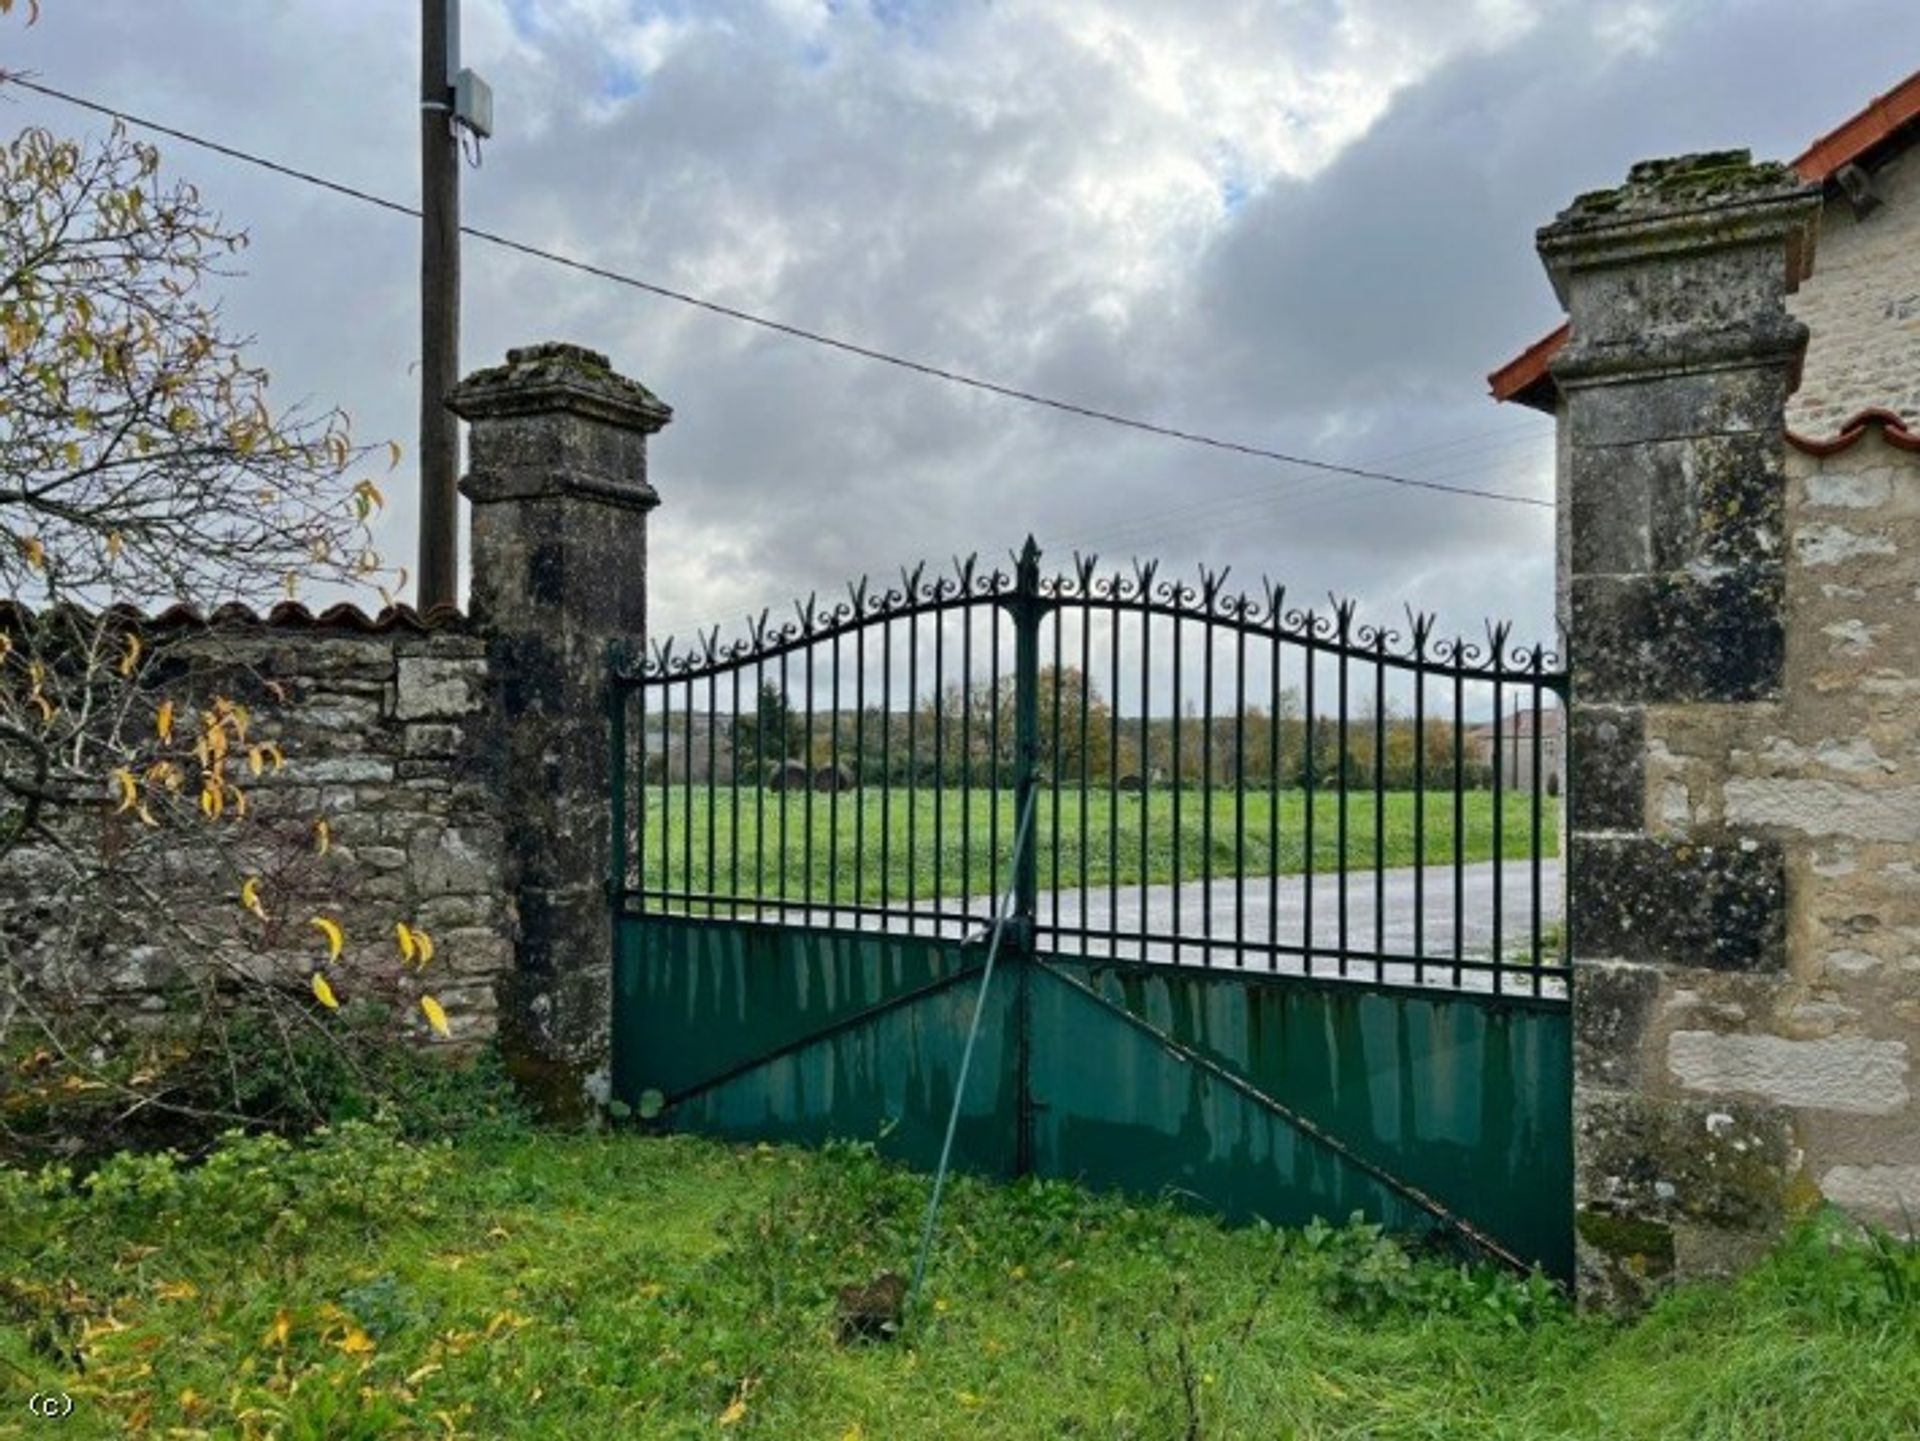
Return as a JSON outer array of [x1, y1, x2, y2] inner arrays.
[[639, 787, 1558, 903], [4, 1123, 1914, 1440]]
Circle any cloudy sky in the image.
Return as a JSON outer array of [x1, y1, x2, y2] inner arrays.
[[5, 0, 1913, 649]]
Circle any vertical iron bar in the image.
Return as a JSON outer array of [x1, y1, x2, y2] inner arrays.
[[1268, 621, 1280, 971], [1531, 656, 1545, 996], [804, 630, 816, 916], [777, 650, 790, 906], [962, 600, 973, 908], [1235, 623, 1246, 969], [1134, 591, 1146, 965], [934, 608, 946, 929], [830, 626, 842, 926], [1050, 599, 1064, 941], [854, 619, 866, 908], [1203, 612, 1215, 966], [990, 607, 1002, 906], [707, 669, 718, 919], [682, 678, 694, 917], [1012, 538, 1043, 933], [1337, 622, 1350, 976], [1171, 607, 1183, 968], [730, 664, 741, 921], [882, 619, 894, 919], [1413, 634, 1426, 984], [1374, 632, 1386, 983], [755, 660, 766, 921], [608, 658, 628, 915], [1492, 658, 1506, 992], [908, 609, 919, 932], [634, 671, 647, 915], [1079, 598, 1092, 956], [1452, 650, 1464, 990], [1303, 633, 1316, 977]]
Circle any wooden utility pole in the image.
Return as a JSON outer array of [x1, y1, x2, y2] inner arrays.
[[419, 0, 461, 611]]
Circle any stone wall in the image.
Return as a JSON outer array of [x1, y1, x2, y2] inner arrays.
[[1788, 142, 1920, 435], [1637, 423, 1920, 1228], [6, 612, 513, 1045]]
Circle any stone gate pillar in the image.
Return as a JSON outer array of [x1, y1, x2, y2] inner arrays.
[[1541, 154, 1824, 1306], [450, 343, 671, 1118]]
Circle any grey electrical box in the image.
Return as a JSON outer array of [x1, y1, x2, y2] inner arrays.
[[454, 68, 493, 139]]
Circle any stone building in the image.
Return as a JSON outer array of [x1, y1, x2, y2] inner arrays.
[[1489, 69, 1920, 1302], [1466, 704, 1564, 793]]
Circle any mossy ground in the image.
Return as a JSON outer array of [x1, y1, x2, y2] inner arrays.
[[2, 1123, 1915, 1440]]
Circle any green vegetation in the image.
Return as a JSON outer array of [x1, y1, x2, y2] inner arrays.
[[5, 1123, 1913, 1439], [642, 786, 1557, 903]]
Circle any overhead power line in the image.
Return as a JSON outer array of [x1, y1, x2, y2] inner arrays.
[[4, 74, 1553, 512]]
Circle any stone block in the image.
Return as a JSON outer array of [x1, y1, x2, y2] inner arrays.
[[393, 656, 486, 721], [1569, 566, 1783, 704], [1570, 833, 1786, 971], [1575, 959, 1664, 1087], [1667, 1032, 1909, 1115], [407, 826, 502, 896], [1576, 1089, 1797, 1230], [1569, 704, 1644, 832]]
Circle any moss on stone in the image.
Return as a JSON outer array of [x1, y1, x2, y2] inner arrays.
[[1577, 1209, 1676, 1271]]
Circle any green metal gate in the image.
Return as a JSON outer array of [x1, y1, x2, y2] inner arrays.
[[612, 540, 1572, 1278]]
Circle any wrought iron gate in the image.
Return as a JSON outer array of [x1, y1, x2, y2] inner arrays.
[[611, 539, 1572, 1277]]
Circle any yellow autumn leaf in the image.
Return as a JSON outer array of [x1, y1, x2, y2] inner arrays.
[[413, 928, 435, 965], [29, 691, 52, 726], [154, 1280, 197, 1302], [264, 1310, 291, 1348], [106, 529, 124, 560], [420, 995, 450, 1039], [338, 1326, 376, 1356], [387, 440, 403, 470], [19, 535, 44, 570], [118, 632, 141, 677], [313, 817, 332, 856], [110, 768, 137, 813], [136, 802, 158, 828], [198, 784, 222, 820], [718, 1399, 748, 1427], [310, 916, 344, 962], [310, 972, 339, 1010], [156, 699, 174, 743], [248, 745, 264, 777], [395, 921, 416, 964], [240, 876, 267, 921]]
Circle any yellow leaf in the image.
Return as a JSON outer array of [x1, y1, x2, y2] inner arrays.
[[155, 699, 174, 743], [248, 745, 265, 777], [198, 784, 222, 820], [310, 972, 339, 1011], [310, 916, 344, 962], [395, 921, 416, 964], [136, 802, 158, 828], [313, 817, 332, 856], [338, 1326, 376, 1356], [19, 535, 44, 570], [387, 440, 403, 471], [154, 1280, 197, 1302], [264, 1309, 291, 1349], [106, 530, 124, 560], [718, 1399, 748, 1427], [118, 632, 141, 677], [110, 768, 137, 813], [240, 876, 267, 922], [420, 995, 451, 1039], [413, 928, 435, 965]]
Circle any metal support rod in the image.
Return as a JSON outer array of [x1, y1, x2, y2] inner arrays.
[[418, 0, 461, 610], [908, 789, 1038, 1318]]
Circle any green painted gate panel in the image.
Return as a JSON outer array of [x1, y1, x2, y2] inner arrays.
[[1037, 957, 1572, 1278], [614, 917, 1571, 1280], [615, 916, 1020, 1178]]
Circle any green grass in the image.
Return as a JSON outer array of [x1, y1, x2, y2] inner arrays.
[[4, 1122, 1914, 1440], [641, 787, 1558, 904]]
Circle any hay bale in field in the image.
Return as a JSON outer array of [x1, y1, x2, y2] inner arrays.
[[812, 764, 856, 793], [765, 759, 812, 791]]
